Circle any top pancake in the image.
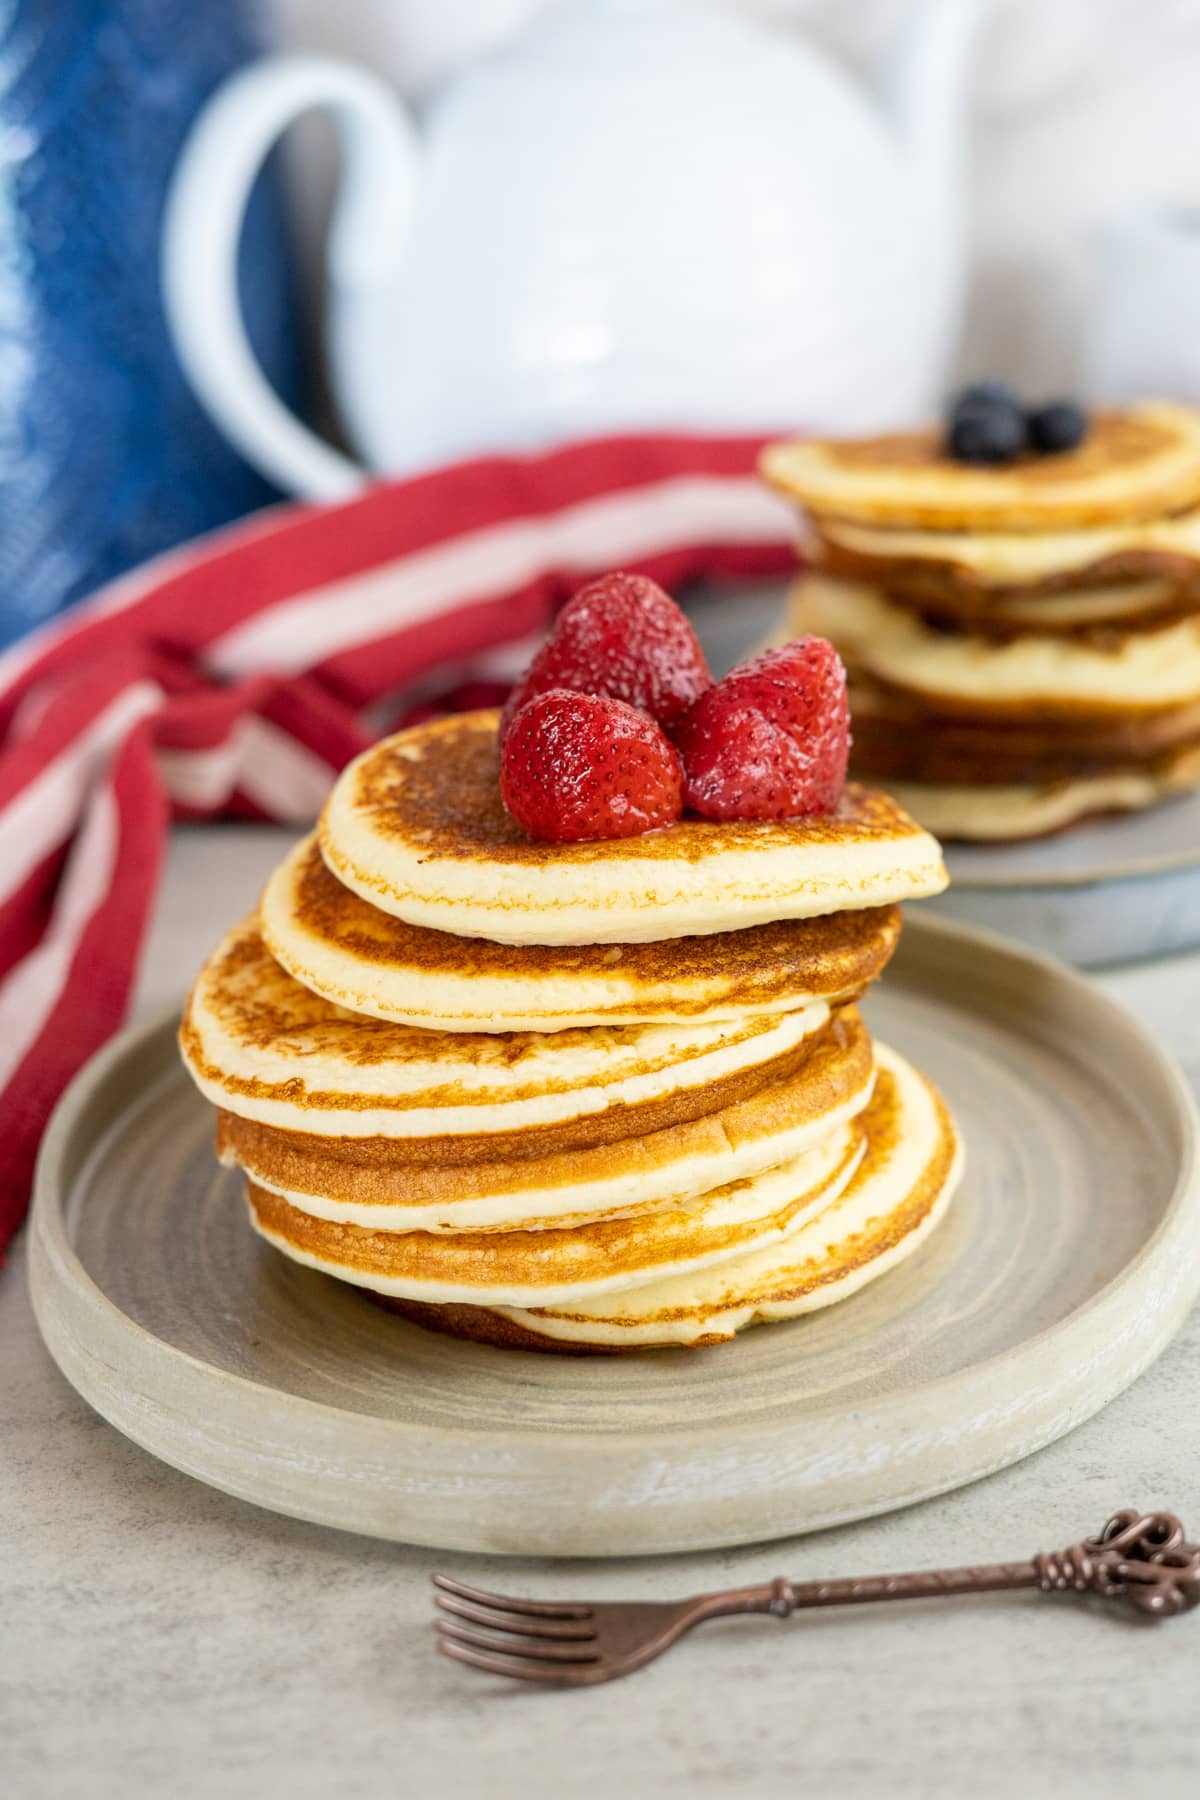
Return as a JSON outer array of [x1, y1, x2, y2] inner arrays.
[[318, 712, 947, 947], [760, 403, 1200, 532], [262, 834, 901, 1032]]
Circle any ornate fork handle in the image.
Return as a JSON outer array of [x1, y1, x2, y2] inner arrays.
[[700, 1512, 1200, 1625], [434, 1510, 1200, 1686]]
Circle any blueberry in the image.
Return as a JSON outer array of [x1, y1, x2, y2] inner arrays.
[[947, 403, 1027, 465], [944, 380, 1029, 464], [951, 380, 1020, 419], [1027, 401, 1087, 454]]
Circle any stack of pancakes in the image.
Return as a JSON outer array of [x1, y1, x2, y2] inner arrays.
[[180, 711, 962, 1352], [762, 401, 1200, 840]]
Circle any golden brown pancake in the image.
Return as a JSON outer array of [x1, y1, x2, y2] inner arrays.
[[852, 720, 1200, 792], [182, 916, 831, 1140], [788, 574, 1200, 722], [318, 712, 947, 946], [846, 676, 1200, 787], [811, 560, 1199, 638], [371, 1045, 962, 1350], [805, 506, 1200, 601], [852, 723, 1200, 795], [216, 1007, 876, 1232], [261, 832, 901, 1031], [913, 589, 1200, 643], [880, 745, 1200, 842], [242, 1120, 867, 1307], [761, 403, 1200, 531]]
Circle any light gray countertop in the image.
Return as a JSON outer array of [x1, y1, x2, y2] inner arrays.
[[3, 822, 1199, 1800]]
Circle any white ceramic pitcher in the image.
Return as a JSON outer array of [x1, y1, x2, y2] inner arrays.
[[162, 0, 983, 498], [1083, 207, 1200, 405]]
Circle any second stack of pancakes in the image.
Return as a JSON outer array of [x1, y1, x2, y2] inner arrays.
[[762, 401, 1200, 840], [180, 711, 960, 1352]]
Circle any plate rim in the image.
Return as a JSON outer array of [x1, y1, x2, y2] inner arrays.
[[29, 913, 1200, 1554], [943, 790, 1200, 890]]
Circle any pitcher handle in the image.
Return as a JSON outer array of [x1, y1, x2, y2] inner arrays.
[[162, 55, 421, 499]]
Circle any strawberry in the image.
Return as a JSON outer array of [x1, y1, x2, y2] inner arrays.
[[673, 638, 850, 821], [500, 689, 684, 842], [501, 572, 711, 736]]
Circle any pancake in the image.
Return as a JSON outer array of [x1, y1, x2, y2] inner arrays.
[[821, 565, 1194, 637], [181, 917, 832, 1140], [807, 505, 1200, 599], [760, 403, 1200, 531], [383, 1043, 962, 1350], [243, 1119, 867, 1308], [911, 582, 1197, 640], [846, 674, 1200, 788], [780, 554, 1198, 638], [879, 742, 1200, 841], [262, 833, 902, 1032], [318, 711, 947, 946], [217, 1006, 877, 1231], [789, 575, 1200, 718]]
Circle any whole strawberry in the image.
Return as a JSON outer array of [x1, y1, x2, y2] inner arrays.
[[501, 689, 684, 842], [673, 638, 850, 821], [501, 572, 711, 736]]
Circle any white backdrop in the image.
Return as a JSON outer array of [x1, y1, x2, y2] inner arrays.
[[271, 0, 1200, 393]]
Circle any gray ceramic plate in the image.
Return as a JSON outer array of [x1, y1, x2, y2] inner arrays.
[[932, 789, 1200, 967], [29, 916, 1200, 1558]]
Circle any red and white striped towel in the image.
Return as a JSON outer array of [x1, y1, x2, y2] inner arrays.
[[0, 433, 794, 1257]]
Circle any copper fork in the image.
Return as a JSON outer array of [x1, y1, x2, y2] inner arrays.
[[434, 1509, 1200, 1687]]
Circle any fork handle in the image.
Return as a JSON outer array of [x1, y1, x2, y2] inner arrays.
[[696, 1511, 1200, 1625], [726, 1558, 1039, 1615]]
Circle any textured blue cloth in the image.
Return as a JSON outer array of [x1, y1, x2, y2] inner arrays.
[[0, 0, 303, 646]]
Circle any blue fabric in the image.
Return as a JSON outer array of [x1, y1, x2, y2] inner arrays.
[[0, 0, 303, 646]]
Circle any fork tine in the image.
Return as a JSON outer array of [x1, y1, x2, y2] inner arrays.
[[438, 1637, 603, 1685], [432, 1572, 591, 1619], [434, 1592, 596, 1639], [436, 1620, 601, 1664]]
